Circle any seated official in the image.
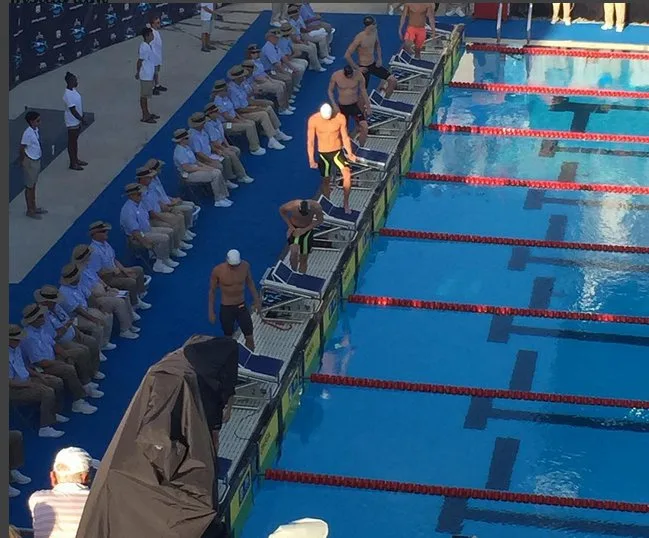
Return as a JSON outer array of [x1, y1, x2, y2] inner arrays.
[[211, 79, 267, 156], [120, 182, 178, 273], [202, 105, 254, 185], [137, 169, 193, 253], [226, 67, 292, 151], [87, 220, 151, 309], [280, 21, 322, 73], [288, 4, 333, 62], [276, 24, 310, 83], [72, 246, 141, 340], [261, 31, 299, 94], [20, 304, 101, 411], [299, 1, 335, 41], [187, 112, 242, 189], [9, 324, 68, 438], [28, 447, 97, 538], [232, 65, 284, 116], [9, 430, 31, 498], [172, 129, 233, 207], [59, 263, 116, 351], [34, 285, 105, 380], [246, 43, 294, 107], [140, 158, 200, 232]]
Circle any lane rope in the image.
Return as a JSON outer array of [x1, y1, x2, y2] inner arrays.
[[449, 81, 649, 100], [347, 295, 649, 325], [405, 172, 649, 196], [310, 373, 649, 410], [465, 42, 649, 61], [265, 469, 649, 513], [428, 123, 649, 144], [379, 228, 649, 255]]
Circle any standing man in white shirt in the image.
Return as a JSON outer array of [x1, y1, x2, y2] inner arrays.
[[149, 14, 168, 95], [200, 3, 217, 52], [136, 27, 159, 124], [63, 72, 88, 171], [19, 110, 46, 219]]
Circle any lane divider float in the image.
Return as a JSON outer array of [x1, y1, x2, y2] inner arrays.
[[310, 373, 649, 410], [265, 469, 649, 513], [404, 172, 649, 196], [379, 228, 649, 255], [466, 42, 649, 61], [428, 123, 649, 145], [347, 295, 649, 325], [449, 81, 649, 100]]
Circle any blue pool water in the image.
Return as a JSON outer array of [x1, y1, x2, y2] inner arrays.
[[241, 51, 649, 538]]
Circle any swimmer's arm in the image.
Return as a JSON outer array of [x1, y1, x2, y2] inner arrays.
[[340, 115, 354, 158], [344, 36, 361, 70], [327, 76, 338, 110], [375, 36, 383, 67], [312, 205, 325, 229], [208, 268, 220, 319], [427, 4, 435, 33], [359, 76, 370, 111], [279, 202, 296, 229], [399, 5, 408, 38], [245, 264, 261, 309], [307, 117, 317, 165]]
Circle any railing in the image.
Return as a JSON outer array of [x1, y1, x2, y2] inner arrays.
[[496, 3, 534, 44]]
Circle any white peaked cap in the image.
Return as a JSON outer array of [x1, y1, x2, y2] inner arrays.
[[268, 518, 329, 538]]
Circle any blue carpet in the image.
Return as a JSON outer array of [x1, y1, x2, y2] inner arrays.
[[7, 10, 403, 527]]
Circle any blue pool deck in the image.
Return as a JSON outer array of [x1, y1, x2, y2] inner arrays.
[[8, 7, 649, 535]]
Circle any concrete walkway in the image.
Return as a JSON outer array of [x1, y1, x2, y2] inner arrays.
[[8, 2, 405, 284]]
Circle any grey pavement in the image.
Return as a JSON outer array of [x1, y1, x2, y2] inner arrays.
[[8, 3, 410, 283]]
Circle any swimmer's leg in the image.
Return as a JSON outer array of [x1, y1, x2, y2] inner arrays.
[[298, 254, 308, 274], [358, 119, 369, 147], [289, 243, 300, 271], [385, 75, 398, 98], [341, 166, 352, 214]]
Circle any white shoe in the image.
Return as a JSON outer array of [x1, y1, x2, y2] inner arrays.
[[270, 20, 281, 27], [185, 230, 196, 240], [87, 382, 99, 390], [289, 97, 296, 104], [616, 25, 624, 32], [101, 342, 116, 351], [317, 67, 327, 72], [8, 486, 20, 498], [239, 175, 254, 184], [250, 147, 266, 156], [180, 241, 193, 250], [279, 109, 294, 115], [120, 329, 139, 340], [226, 180, 239, 189], [85, 386, 104, 398], [564, 19, 571, 25], [55, 414, 70, 423], [326, 55, 336, 61], [130, 325, 141, 333], [10, 470, 31, 485], [164, 258, 179, 268], [288, 105, 296, 111], [182, 231, 194, 242], [72, 400, 97, 414], [143, 274, 152, 286], [456, 7, 465, 16], [93, 372, 106, 380], [276, 131, 292, 142], [136, 298, 152, 310], [132, 311, 141, 322], [153, 260, 174, 273], [171, 248, 187, 258], [214, 198, 234, 207], [99, 352, 108, 362], [268, 138, 285, 150], [322, 58, 334, 65], [39, 426, 65, 438], [602, 23, 613, 30]]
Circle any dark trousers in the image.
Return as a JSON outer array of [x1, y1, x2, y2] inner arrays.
[[67, 126, 80, 165]]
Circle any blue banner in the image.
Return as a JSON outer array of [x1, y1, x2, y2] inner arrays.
[[10, 3, 199, 89]]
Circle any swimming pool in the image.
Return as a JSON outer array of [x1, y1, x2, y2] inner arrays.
[[241, 50, 649, 538]]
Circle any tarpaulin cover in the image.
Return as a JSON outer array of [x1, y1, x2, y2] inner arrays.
[[76, 337, 239, 538]]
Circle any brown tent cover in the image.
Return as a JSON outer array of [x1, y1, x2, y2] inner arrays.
[[75, 338, 226, 537]]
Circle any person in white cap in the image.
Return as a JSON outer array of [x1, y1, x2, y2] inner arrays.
[[208, 249, 261, 351], [269, 518, 329, 538], [28, 447, 99, 538]]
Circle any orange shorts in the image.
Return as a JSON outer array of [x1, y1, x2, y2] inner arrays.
[[404, 25, 427, 49]]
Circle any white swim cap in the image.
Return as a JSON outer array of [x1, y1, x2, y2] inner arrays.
[[268, 518, 329, 538], [320, 103, 333, 120], [226, 249, 241, 265]]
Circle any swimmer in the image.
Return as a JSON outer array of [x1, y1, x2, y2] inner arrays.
[[279, 199, 324, 274], [328, 65, 371, 146], [344, 15, 398, 98], [399, 3, 435, 58], [208, 249, 261, 351], [307, 103, 356, 214]]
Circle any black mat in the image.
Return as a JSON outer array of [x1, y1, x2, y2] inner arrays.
[[9, 108, 94, 201]]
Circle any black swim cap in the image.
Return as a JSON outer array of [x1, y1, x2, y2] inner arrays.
[[343, 65, 354, 77], [363, 16, 376, 27], [298, 200, 309, 215]]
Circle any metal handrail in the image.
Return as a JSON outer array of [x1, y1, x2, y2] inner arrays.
[[496, 2, 504, 43], [526, 3, 534, 44]]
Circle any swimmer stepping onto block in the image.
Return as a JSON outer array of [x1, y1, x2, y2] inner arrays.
[[280, 199, 324, 274], [328, 65, 371, 147]]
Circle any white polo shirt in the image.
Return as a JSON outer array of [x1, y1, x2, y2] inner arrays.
[[21, 126, 42, 160], [151, 28, 162, 66], [63, 88, 83, 128], [200, 3, 213, 21], [138, 42, 155, 81]]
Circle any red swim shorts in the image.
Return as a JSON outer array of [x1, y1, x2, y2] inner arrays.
[[404, 26, 427, 49]]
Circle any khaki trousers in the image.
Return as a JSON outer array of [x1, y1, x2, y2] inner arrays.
[[9, 431, 24, 470], [172, 201, 196, 229], [90, 286, 134, 332], [270, 69, 295, 94], [226, 120, 261, 152], [604, 3, 626, 26], [39, 359, 87, 400], [77, 309, 113, 347], [186, 168, 229, 200], [60, 330, 100, 376], [152, 211, 186, 249], [10, 376, 63, 427], [240, 109, 278, 138], [293, 42, 321, 71], [101, 265, 146, 305], [255, 78, 289, 109], [57, 339, 98, 381]]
